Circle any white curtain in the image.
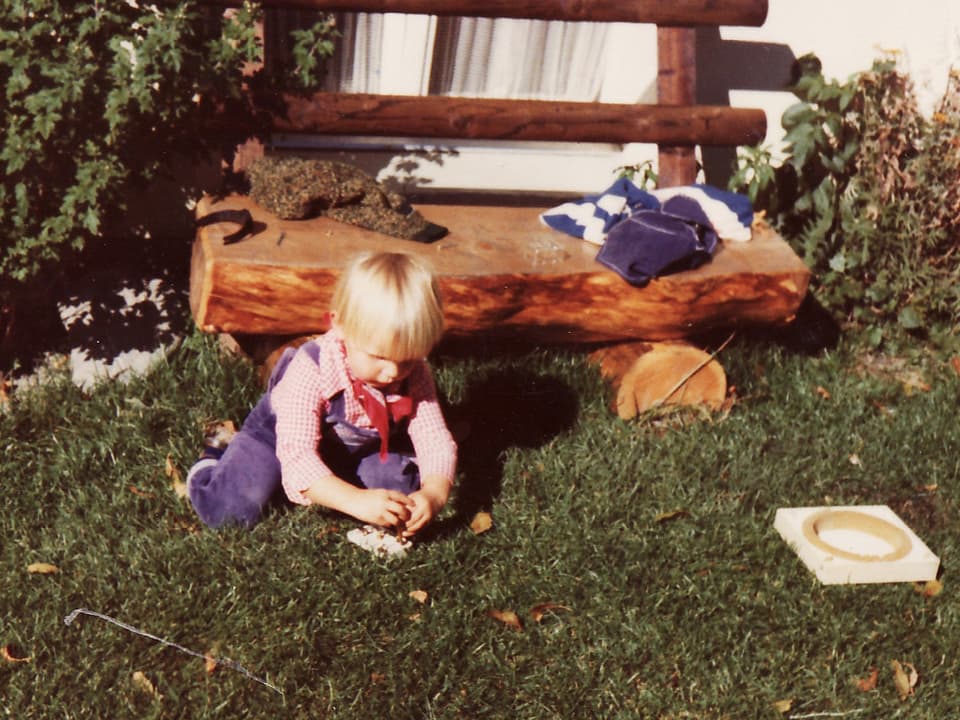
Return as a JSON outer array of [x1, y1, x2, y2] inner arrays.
[[429, 17, 608, 100], [330, 13, 382, 93], [312, 13, 609, 101]]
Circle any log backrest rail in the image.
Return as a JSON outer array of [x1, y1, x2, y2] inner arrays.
[[205, 0, 769, 187]]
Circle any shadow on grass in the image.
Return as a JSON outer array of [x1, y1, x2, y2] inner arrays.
[[1, 235, 191, 375], [431, 365, 580, 539], [745, 293, 842, 355]]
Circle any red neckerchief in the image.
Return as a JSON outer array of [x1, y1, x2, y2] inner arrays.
[[350, 377, 413, 461]]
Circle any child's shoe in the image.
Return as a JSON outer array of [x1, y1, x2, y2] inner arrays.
[[187, 420, 237, 495], [199, 419, 237, 460]]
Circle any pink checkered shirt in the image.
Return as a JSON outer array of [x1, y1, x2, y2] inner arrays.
[[270, 330, 457, 505]]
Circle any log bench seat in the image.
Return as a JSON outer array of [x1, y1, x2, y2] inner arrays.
[[190, 193, 811, 345]]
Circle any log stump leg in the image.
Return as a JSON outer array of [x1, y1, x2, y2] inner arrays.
[[214, 332, 320, 387], [588, 340, 727, 420], [259, 333, 320, 386]]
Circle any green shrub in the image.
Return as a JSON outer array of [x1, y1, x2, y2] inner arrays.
[[731, 54, 960, 350], [0, 1, 333, 313]]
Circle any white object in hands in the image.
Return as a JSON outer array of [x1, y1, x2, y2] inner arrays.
[[346, 524, 411, 558]]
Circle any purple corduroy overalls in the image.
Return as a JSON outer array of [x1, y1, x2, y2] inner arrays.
[[187, 344, 420, 528]]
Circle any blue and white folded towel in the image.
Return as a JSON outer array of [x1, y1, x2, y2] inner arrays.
[[540, 178, 754, 245]]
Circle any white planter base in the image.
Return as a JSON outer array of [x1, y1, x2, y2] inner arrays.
[[774, 505, 940, 585]]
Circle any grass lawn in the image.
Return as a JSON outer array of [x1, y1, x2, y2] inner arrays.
[[2, 328, 959, 718]]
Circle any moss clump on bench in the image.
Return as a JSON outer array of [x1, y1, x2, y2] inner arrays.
[[246, 157, 448, 242]]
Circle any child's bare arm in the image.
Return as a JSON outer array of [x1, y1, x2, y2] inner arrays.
[[302, 475, 413, 529]]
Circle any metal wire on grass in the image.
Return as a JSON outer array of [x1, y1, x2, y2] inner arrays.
[[63, 607, 283, 695]]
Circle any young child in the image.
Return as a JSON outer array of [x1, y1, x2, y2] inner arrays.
[[187, 251, 457, 538]]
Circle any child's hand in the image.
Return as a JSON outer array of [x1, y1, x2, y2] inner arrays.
[[350, 488, 413, 529], [402, 478, 450, 537]]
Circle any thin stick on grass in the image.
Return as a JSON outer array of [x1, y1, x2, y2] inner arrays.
[[654, 331, 736, 407], [64, 608, 283, 695]]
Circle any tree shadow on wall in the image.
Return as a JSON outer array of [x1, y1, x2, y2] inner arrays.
[[435, 365, 580, 535], [695, 27, 797, 186]]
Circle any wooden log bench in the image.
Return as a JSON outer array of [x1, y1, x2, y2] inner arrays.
[[191, 0, 811, 417]]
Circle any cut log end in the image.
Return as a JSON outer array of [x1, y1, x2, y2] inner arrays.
[[589, 341, 727, 420], [259, 334, 320, 387]]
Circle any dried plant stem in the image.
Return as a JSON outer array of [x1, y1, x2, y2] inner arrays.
[[63, 608, 283, 695], [655, 331, 735, 406]]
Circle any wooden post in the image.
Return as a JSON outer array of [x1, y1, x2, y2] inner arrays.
[[657, 26, 698, 187]]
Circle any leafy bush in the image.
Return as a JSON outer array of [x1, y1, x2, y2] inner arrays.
[[731, 54, 960, 349], [0, 1, 334, 313]]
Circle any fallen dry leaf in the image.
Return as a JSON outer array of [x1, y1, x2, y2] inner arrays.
[[0, 374, 10, 411], [204, 642, 220, 674], [1, 645, 31, 663], [409, 589, 429, 604], [27, 562, 59, 575], [316, 524, 341, 540], [848, 453, 863, 467], [772, 698, 794, 714], [950, 356, 960, 376], [169, 518, 200, 534], [855, 666, 879, 692], [487, 609, 523, 631], [654, 509, 690, 523], [914, 579, 943, 598], [718, 385, 738, 416], [815, 385, 831, 399], [891, 659, 918, 700], [129, 485, 156, 499], [166, 454, 188, 499], [470, 511, 493, 535], [132, 670, 161, 699], [529, 602, 572, 623]]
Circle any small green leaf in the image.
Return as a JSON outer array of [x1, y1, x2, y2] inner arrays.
[[897, 306, 923, 330], [781, 102, 815, 130]]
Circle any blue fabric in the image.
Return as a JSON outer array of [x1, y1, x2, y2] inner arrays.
[[595, 209, 717, 287], [540, 179, 753, 244], [539, 177, 660, 243], [686, 183, 753, 229]]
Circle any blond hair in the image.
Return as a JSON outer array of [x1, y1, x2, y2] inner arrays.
[[331, 252, 444, 360]]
